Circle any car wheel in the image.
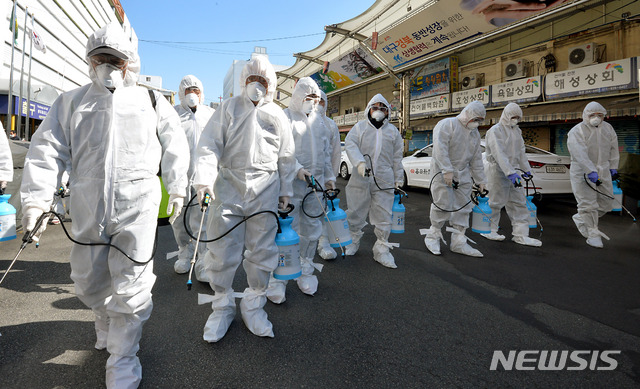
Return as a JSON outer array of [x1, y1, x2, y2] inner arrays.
[[402, 171, 408, 189], [340, 162, 350, 179]]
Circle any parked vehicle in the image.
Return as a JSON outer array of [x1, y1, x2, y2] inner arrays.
[[401, 142, 572, 195], [339, 142, 353, 179]]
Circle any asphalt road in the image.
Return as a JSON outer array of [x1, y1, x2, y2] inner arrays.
[[1, 178, 639, 388]]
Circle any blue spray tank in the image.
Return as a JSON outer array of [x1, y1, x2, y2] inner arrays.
[[325, 190, 351, 248], [391, 191, 405, 234], [274, 204, 301, 280], [471, 190, 492, 234], [0, 193, 17, 242], [612, 180, 622, 212], [526, 195, 537, 228]]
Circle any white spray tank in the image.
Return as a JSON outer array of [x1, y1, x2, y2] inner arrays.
[[274, 204, 301, 280], [0, 193, 17, 242], [471, 188, 492, 234], [325, 189, 351, 248], [391, 191, 405, 234]]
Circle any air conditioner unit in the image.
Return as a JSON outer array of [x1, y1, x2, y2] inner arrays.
[[567, 43, 598, 69], [460, 73, 484, 90], [345, 107, 355, 114], [503, 59, 529, 81]]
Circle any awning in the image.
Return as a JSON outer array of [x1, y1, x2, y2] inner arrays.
[[409, 93, 639, 132]]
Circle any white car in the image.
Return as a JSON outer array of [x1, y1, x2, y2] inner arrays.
[[339, 142, 353, 179], [402, 142, 572, 195]]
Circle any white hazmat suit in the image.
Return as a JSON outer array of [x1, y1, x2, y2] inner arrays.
[[420, 100, 486, 258], [20, 23, 189, 389], [344, 94, 404, 268], [267, 77, 333, 303], [193, 57, 296, 341], [482, 103, 541, 247], [316, 90, 342, 260], [1, 122, 12, 189], [567, 102, 619, 248], [171, 75, 215, 277]]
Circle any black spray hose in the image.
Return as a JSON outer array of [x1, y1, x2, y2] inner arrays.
[[182, 194, 281, 242], [428, 171, 476, 213], [301, 175, 328, 219], [516, 168, 541, 201], [362, 154, 408, 197]]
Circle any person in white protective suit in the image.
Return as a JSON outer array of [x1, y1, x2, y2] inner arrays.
[[193, 56, 296, 342], [481, 103, 541, 247], [20, 23, 189, 389], [420, 100, 487, 258], [342, 94, 404, 268], [1, 122, 12, 191], [316, 90, 342, 260], [266, 77, 334, 303], [171, 75, 215, 277], [567, 101, 619, 248]]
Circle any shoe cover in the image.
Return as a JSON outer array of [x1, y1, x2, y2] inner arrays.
[[266, 277, 287, 304], [481, 231, 505, 241], [296, 257, 319, 295], [449, 228, 483, 258], [512, 235, 542, 247], [203, 292, 236, 343], [106, 354, 141, 389], [194, 259, 209, 283], [372, 235, 398, 269], [420, 227, 443, 255], [344, 230, 363, 256], [317, 235, 337, 260], [173, 256, 192, 274], [239, 288, 274, 338], [586, 227, 608, 248], [373, 248, 397, 269], [572, 214, 588, 238], [94, 313, 109, 350], [586, 236, 603, 248]]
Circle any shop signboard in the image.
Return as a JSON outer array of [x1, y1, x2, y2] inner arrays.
[[410, 57, 458, 99], [544, 58, 636, 99], [451, 87, 490, 110], [410, 94, 450, 117], [491, 76, 541, 106]]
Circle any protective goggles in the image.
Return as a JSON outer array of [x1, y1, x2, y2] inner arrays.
[[371, 106, 389, 112], [89, 54, 128, 69]]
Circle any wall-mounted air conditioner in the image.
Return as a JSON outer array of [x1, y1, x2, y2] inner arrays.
[[460, 73, 484, 90], [567, 43, 598, 69], [503, 59, 530, 81]]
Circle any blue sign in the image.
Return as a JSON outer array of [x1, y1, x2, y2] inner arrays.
[[13, 96, 50, 120]]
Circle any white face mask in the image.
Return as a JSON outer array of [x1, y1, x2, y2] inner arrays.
[[371, 110, 386, 121], [95, 63, 124, 89], [246, 82, 266, 102], [185, 92, 199, 108], [589, 117, 603, 127], [467, 121, 479, 130], [302, 99, 316, 114], [510, 118, 519, 127]]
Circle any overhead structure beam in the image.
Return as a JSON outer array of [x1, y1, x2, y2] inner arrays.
[[293, 53, 325, 65]]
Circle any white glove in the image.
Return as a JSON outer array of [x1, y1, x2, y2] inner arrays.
[[357, 162, 367, 177], [196, 185, 214, 207], [167, 194, 185, 225], [279, 196, 290, 210], [443, 172, 454, 186], [395, 182, 402, 190], [0, 181, 7, 190], [325, 180, 336, 190], [22, 206, 47, 243], [297, 168, 311, 181]]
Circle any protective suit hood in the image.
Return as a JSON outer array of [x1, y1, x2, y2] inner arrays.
[[86, 22, 139, 88], [365, 93, 391, 121], [582, 101, 607, 128], [499, 103, 523, 128], [289, 77, 320, 114], [240, 56, 277, 105], [318, 90, 328, 115], [457, 101, 486, 127], [179, 75, 205, 110]]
